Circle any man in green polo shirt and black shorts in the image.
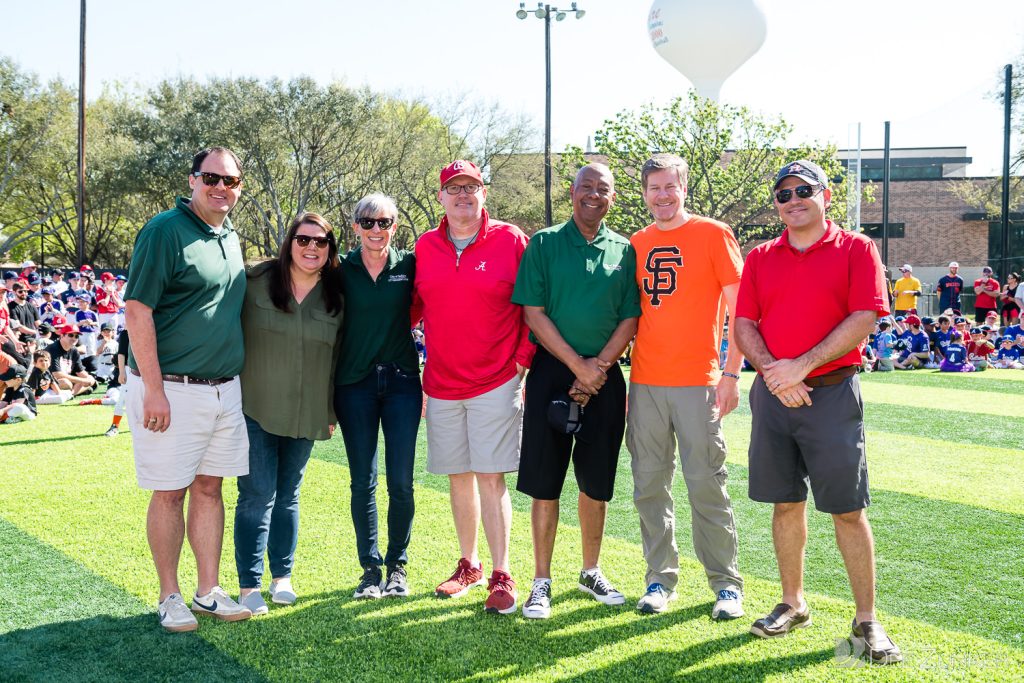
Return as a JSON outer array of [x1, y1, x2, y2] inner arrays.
[[512, 163, 641, 619], [124, 147, 252, 632]]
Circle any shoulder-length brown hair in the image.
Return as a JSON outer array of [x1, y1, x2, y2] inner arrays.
[[253, 212, 342, 315]]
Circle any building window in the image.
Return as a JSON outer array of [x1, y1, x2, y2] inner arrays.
[[860, 223, 905, 238]]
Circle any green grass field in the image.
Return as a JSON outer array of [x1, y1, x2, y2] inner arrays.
[[1, 369, 1022, 682]]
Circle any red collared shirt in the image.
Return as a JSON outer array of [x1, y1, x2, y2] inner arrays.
[[736, 220, 889, 378]]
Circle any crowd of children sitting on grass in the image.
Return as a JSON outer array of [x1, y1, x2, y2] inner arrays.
[[864, 309, 1024, 373], [2, 262, 127, 432]]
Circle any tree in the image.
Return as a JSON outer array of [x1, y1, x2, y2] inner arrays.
[[559, 91, 855, 245]]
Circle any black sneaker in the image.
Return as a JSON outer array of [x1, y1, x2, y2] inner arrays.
[[577, 568, 625, 606], [353, 566, 383, 599], [851, 619, 903, 664], [750, 602, 811, 638], [382, 564, 409, 597]]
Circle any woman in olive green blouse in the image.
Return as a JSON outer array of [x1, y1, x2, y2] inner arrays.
[[235, 212, 343, 615]]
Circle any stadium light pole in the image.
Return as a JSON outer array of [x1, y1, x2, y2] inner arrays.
[[77, 0, 87, 268], [516, 2, 586, 228]]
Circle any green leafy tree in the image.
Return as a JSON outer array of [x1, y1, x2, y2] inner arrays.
[[559, 91, 856, 244]]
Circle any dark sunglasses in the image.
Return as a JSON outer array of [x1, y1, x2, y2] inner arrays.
[[774, 184, 822, 204], [357, 217, 395, 230], [191, 171, 242, 189], [293, 235, 331, 249], [63, 333, 80, 339]]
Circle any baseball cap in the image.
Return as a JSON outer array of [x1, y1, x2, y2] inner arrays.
[[981, 325, 992, 332], [1003, 335, 1015, 342], [58, 324, 80, 335], [899, 264, 913, 272], [0, 363, 27, 382], [773, 159, 829, 189], [115, 275, 126, 281], [21, 260, 35, 268], [50, 314, 67, 327], [38, 322, 54, 334], [970, 327, 982, 335], [986, 310, 999, 318], [547, 392, 584, 434], [949, 261, 959, 268], [80, 264, 93, 272], [68, 271, 82, 279], [439, 160, 483, 188], [905, 315, 921, 326], [76, 293, 91, 301], [27, 274, 41, 285], [100, 272, 114, 282], [3, 270, 17, 280], [894, 315, 906, 322], [954, 316, 967, 324], [921, 316, 935, 325], [982, 266, 993, 274], [100, 322, 114, 331], [41, 287, 53, 295]]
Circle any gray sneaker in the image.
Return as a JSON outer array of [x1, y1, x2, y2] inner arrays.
[[191, 586, 253, 622], [637, 583, 676, 614], [578, 568, 625, 606], [158, 592, 198, 632], [711, 589, 744, 620], [239, 590, 269, 616]]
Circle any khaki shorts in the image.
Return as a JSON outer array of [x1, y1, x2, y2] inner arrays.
[[127, 373, 249, 490], [425, 374, 523, 475]]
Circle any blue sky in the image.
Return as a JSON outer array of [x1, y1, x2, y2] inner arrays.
[[3, 0, 1023, 174]]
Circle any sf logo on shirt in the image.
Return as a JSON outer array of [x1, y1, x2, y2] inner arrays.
[[642, 246, 683, 306]]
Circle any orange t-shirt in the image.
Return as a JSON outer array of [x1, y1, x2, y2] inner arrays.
[[630, 215, 743, 386]]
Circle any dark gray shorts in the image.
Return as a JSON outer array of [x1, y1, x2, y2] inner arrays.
[[747, 373, 870, 514]]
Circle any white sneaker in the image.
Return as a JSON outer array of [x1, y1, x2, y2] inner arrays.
[[711, 588, 744, 620], [158, 593, 198, 632], [239, 590, 269, 616], [191, 586, 253, 621], [270, 578, 297, 605]]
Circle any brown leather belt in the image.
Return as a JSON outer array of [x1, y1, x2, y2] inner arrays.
[[802, 366, 857, 388], [130, 367, 234, 386]]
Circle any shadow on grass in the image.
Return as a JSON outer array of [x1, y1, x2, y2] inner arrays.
[[1, 434, 108, 448], [0, 614, 265, 683], [199, 589, 733, 681]]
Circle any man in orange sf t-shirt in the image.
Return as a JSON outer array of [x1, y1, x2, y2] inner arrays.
[[626, 153, 745, 619]]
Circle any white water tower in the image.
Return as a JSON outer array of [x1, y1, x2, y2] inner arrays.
[[648, 0, 767, 101]]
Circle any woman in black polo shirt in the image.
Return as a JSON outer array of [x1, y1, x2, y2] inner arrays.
[[335, 193, 421, 600], [235, 212, 344, 615]]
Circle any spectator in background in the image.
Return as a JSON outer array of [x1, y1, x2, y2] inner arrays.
[[75, 294, 99, 357], [874, 320, 896, 372], [894, 315, 929, 370], [50, 270, 68, 296], [47, 324, 97, 396], [892, 265, 921, 316], [973, 267, 1000, 324], [95, 272, 124, 332], [1000, 272, 1020, 327], [38, 288, 64, 324], [934, 315, 953, 360], [8, 282, 40, 342], [937, 262, 964, 314]]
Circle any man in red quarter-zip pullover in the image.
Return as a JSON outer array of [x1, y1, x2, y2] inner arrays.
[[413, 159, 535, 615]]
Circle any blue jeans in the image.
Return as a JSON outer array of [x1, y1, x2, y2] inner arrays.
[[335, 363, 421, 567], [234, 415, 314, 588]]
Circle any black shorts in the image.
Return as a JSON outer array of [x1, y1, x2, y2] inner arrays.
[[747, 373, 870, 514], [516, 347, 626, 502]]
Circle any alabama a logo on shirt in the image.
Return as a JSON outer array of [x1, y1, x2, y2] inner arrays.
[[642, 246, 683, 307]]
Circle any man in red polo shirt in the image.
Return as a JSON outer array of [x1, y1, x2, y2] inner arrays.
[[733, 160, 901, 665]]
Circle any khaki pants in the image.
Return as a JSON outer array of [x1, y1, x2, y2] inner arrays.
[[626, 383, 743, 594]]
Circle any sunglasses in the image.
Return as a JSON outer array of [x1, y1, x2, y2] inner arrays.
[[64, 333, 80, 339], [774, 184, 822, 204], [191, 171, 242, 189], [357, 217, 395, 230], [293, 235, 331, 249]]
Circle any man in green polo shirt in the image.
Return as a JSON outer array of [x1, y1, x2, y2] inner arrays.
[[512, 163, 640, 619], [124, 147, 252, 632]]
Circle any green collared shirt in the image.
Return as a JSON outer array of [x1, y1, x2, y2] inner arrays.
[[335, 247, 419, 385], [125, 197, 246, 378], [240, 261, 343, 440], [511, 217, 641, 356]]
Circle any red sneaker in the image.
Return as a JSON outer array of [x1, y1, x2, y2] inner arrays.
[[484, 570, 517, 615], [435, 558, 486, 598]]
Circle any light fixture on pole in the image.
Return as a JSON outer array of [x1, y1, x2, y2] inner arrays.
[[516, 2, 585, 228]]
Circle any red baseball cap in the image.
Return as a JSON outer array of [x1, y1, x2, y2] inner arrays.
[[59, 324, 81, 335], [101, 272, 114, 281], [80, 264, 93, 271], [51, 314, 67, 327], [439, 160, 483, 188], [905, 314, 922, 326]]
